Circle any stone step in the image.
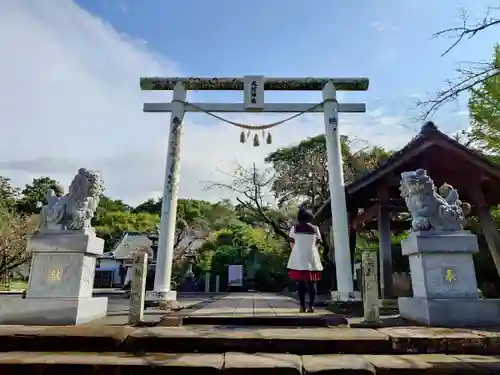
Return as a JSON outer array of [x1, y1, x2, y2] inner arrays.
[[181, 314, 347, 327], [1, 325, 500, 355], [0, 352, 498, 374]]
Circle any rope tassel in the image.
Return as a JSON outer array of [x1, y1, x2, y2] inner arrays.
[[266, 132, 272, 144], [253, 134, 260, 147], [179, 101, 325, 146]]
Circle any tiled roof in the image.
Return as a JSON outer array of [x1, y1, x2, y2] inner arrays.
[[315, 121, 500, 220]]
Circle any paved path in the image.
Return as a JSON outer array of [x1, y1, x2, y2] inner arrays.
[[182, 293, 329, 317]]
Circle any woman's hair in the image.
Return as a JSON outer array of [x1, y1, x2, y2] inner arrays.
[[297, 208, 314, 223], [295, 208, 316, 234]]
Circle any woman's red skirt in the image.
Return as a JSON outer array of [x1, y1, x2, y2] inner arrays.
[[288, 269, 322, 281]]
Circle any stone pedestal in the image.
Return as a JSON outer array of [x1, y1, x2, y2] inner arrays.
[[398, 231, 500, 327], [145, 290, 177, 308], [0, 233, 108, 325]]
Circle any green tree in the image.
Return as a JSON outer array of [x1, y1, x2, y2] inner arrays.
[[205, 223, 290, 291], [93, 210, 159, 251], [93, 196, 159, 251], [17, 177, 63, 214], [134, 198, 161, 214], [0, 206, 38, 281], [468, 44, 500, 157], [265, 134, 392, 210], [0, 177, 20, 208], [98, 196, 132, 213]]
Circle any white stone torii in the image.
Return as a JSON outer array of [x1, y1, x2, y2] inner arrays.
[[140, 76, 369, 303]]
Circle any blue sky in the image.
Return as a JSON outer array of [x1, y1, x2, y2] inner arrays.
[[76, 0, 498, 124], [0, 1, 498, 204]]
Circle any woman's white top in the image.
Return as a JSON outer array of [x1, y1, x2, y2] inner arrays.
[[287, 224, 323, 271]]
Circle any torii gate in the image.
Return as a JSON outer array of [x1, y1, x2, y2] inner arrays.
[[140, 76, 369, 303]]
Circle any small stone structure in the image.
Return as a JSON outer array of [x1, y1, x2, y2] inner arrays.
[[180, 249, 197, 292], [205, 273, 210, 293], [361, 250, 380, 323], [129, 252, 148, 325], [0, 168, 108, 325], [398, 169, 500, 327]]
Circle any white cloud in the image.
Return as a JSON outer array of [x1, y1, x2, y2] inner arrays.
[[0, 0, 415, 206], [373, 50, 399, 64], [371, 21, 398, 33]]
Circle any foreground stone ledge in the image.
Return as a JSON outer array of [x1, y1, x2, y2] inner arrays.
[[363, 354, 476, 374], [379, 327, 493, 354], [224, 352, 302, 375], [0, 325, 499, 355], [0, 326, 134, 352], [301, 354, 376, 374], [124, 327, 391, 354], [0, 352, 497, 374], [0, 352, 223, 375]]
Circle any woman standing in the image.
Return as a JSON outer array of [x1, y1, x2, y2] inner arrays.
[[287, 208, 323, 313]]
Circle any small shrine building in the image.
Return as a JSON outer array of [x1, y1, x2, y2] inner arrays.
[[314, 121, 500, 299]]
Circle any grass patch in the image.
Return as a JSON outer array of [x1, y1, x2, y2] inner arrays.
[[0, 280, 28, 291]]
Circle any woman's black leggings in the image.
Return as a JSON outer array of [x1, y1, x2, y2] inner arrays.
[[297, 280, 317, 308]]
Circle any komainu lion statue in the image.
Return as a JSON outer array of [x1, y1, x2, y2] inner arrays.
[[39, 168, 104, 235], [399, 169, 470, 232]]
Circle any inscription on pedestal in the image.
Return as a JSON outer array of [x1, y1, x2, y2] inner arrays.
[[444, 267, 456, 283], [50, 268, 63, 282]]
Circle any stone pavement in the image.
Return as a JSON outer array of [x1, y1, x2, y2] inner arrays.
[[168, 292, 346, 326], [180, 293, 329, 317]]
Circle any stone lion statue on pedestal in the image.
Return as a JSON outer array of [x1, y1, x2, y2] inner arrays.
[[39, 168, 104, 235], [399, 169, 470, 232]]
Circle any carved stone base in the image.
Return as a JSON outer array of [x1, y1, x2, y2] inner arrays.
[[404, 231, 480, 299], [0, 297, 108, 325], [330, 290, 362, 302], [145, 290, 177, 309], [26, 234, 104, 300], [398, 297, 500, 327], [0, 233, 108, 326], [399, 231, 496, 327]]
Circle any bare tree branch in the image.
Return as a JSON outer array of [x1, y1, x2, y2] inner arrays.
[[418, 63, 499, 119], [418, 5, 500, 119], [433, 6, 500, 56], [205, 161, 292, 241]]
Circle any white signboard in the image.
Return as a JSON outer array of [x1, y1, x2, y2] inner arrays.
[[228, 264, 243, 286], [243, 75, 265, 110]]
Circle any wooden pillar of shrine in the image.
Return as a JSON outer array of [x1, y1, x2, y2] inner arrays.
[[471, 185, 500, 278], [377, 184, 393, 299], [348, 210, 358, 290]]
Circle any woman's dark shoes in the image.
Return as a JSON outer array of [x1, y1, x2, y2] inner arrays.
[[307, 307, 315, 313], [299, 307, 306, 313]]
